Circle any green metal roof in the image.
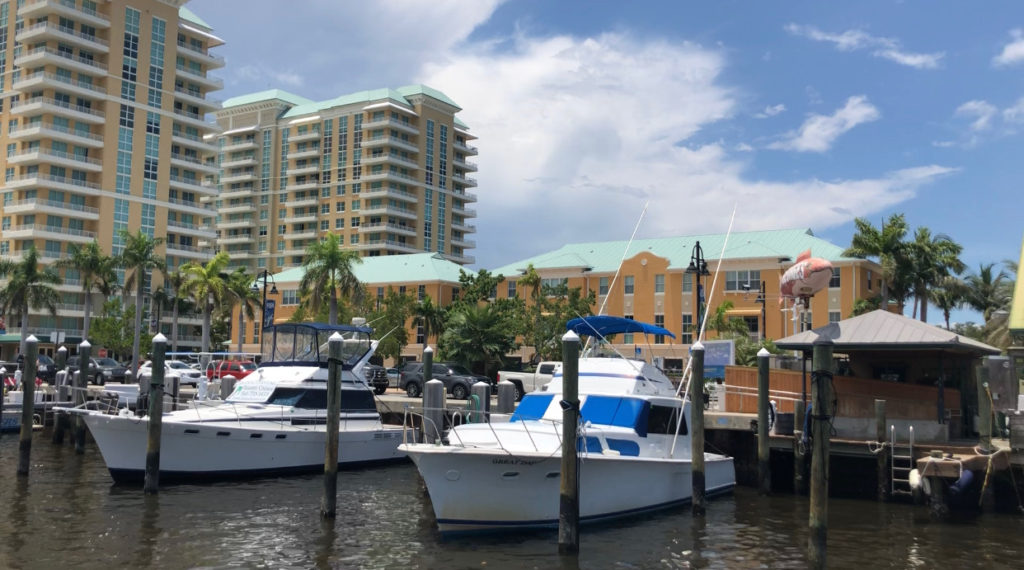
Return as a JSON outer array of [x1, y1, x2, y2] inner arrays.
[[179, 6, 211, 30], [278, 84, 460, 119], [395, 85, 462, 111], [1010, 235, 1024, 335], [271, 252, 466, 286], [222, 90, 315, 109], [491, 228, 863, 276]]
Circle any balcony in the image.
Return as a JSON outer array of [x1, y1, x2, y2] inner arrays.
[[362, 153, 419, 170], [165, 242, 208, 258], [167, 219, 217, 240], [361, 186, 418, 203], [14, 46, 108, 77], [358, 222, 417, 237], [20, 0, 111, 28], [219, 187, 254, 200], [355, 239, 419, 254], [175, 41, 226, 69], [16, 22, 110, 53], [169, 175, 216, 196], [220, 156, 257, 169], [4, 223, 95, 243], [167, 197, 215, 216], [289, 195, 319, 207], [362, 117, 419, 136], [174, 65, 224, 91], [218, 218, 254, 230], [361, 170, 422, 188], [2, 174, 101, 195], [288, 130, 321, 143], [170, 153, 219, 175], [451, 174, 477, 188], [290, 212, 318, 223], [11, 96, 106, 123], [450, 236, 477, 249], [219, 202, 255, 214], [13, 71, 107, 98], [287, 179, 319, 192], [219, 171, 256, 184], [446, 252, 476, 265], [362, 135, 419, 154], [453, 140, 478, 155], [7, 148, 103, 172], [218, 233, 253, 245], [452, 157, 478, 172], [450, 220, 476, 233], [172, 109, 215, 131], [360, 203, 417, 220], [2, 198, 100, 221], [289, 163, 320, 176], [287, 148, 320, 160], [9, 122, 104, 147], [174, 131, 219, 154], [289, 229, 317, 240], [222, 138, 258, 152], [173, 87, 222, 111], [451, 188, 478, 203], [452, 204, 478, 218]]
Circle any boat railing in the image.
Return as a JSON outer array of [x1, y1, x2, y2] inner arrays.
[[401, 404, 566, 455]]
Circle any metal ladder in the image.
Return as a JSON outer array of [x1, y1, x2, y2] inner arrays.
[[890, 425, 915, 496]]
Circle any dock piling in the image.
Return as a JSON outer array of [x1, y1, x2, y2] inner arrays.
[[793, 402, 807, 495], [978, 364, 992, 454], [17, 336, 39, 476], [144, 334, 167, 494], [496, 380, 516, 414], [690, 342, 706, 516], [558, 330, 580, 555], [875, 400, 889, 501], [52, 346, 69, 444], [423, 380, 445, 443], [74, 340, 91, 454], [808, 337, 834, 569], [470, 381, 491, 423], [321, 333, 343, 519], [757, 347, 771, 495]]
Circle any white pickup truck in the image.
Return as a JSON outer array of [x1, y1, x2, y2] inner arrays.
[[497, 361, 559, 401]]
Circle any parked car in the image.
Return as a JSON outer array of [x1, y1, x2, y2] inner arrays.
[[444, 363, 494, 388], [138, 360, 204, 387], [35, 354, 56, 384], [386, 367, 400, 387], [206, 360, 258, 380], [399, 362, 481, 400], [66, 356, 104, 385], [363, 364, 389, 395], [497, 361, 559, 401], [93, 357, 129, 384]]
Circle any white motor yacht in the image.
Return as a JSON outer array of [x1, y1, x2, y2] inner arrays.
[[400, 316, 735, 534], [65, 322, 406, 483]]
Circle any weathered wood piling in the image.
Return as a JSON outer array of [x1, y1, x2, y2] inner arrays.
[[757, 347, 771, 495], [875, 400, 889, 501], [808, 337, 834, 569], [558, 330, 580, 555], [321, 332, 343, 518], [74, 340, 91, 454], [690, 342, 706, 516], [144, 334, 167, 494], [17, 336, 39, 476], [52, 345, 69, 444]]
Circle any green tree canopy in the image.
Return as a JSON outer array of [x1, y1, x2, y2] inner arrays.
[[0, 247, 61, 355], [179, 251, 230, 354], [299, 233, 362, 325], [117, 229, 166, 377], [54, 241, 118, 340]]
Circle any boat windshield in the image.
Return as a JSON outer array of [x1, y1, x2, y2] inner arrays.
[[261, 324, 371, 366]]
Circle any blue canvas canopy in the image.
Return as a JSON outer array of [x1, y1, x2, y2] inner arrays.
[[566, 316, 676, 340]]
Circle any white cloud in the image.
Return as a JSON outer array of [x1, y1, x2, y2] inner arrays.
[[755, 103, 786, 118], [993, 29, 1024, 67], [768, 96, 880, 152], [955, 100, 998, 131], [785, 23, 943, 69], [1003, 97, 1024, 123]]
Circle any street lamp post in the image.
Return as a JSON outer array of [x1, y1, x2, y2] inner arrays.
[[756, 280, 766, 341], [251, 270, 278, 348], [686, 241, 710, 342]]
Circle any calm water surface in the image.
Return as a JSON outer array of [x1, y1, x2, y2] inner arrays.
[[1, 432, 1022, 569]]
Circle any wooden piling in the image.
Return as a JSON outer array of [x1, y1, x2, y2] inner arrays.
[[757, 347, 771, 495], [794, 403, 806, 495], [52, 346, 68, 444], [74, 340, 91, 454], [17, 336, 39, 476], [808, 337, 833, 569], [875, 400, 889, 502], [423, 380, 445, 443], [144, 334, 167, 494], [496, 381, 516, 414], [690, 342, 706, 516], [558, 330, 580, 555], [321, 333, 343, 519], [978, 364, 992, 453]]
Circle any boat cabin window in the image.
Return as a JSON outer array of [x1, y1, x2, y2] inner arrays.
[[261, 324, 370, 365], [647, 404, 685, 435], [579, 395, 650, 437], [266, 387, 376, 411]]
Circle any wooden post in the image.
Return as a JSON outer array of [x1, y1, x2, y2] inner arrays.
[[794, 403, 806, 495], [690, 342, 707, 516], [74, 340, 91, 454], [17, 336, 39, 476], [875, 400, 889, 501], [757, 347, 771, 495], [496, 381, 516, 414], [144, 334, 167, 494], [808, 337, 833, 569], [321, 332, 343, 518], [558, 330, 580, 555], [978, 364, 992, 453], [52, 346, 69, 444]]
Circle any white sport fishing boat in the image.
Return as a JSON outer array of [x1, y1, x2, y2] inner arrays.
[[65, 322, 406, 483], [400, 316, 735, 534]]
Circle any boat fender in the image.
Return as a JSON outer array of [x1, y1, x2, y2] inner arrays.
[[909, 468, 922, 491], [768, 400, 777, 432], [948, 469, 974, 496]]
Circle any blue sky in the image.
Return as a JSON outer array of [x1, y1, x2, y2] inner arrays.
[[190, 0, 1022, 325]]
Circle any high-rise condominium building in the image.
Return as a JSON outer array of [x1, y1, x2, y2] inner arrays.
[[212, 85, 478, 273], [0, 0, 221, 350]]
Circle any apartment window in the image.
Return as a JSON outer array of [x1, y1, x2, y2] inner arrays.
[[418, 284, 426, 301], [725, 270, 760, 292], [623, 314, 634, 344], [829, 268, 841, 288], [321, 203, 329, 215], [655, 274, 665, 294], [624, 275, 635, 295], [281, 290, 300, 305], [334, 218, 344, 229], [599, 276, 609, 295], [866, 270, 873, 291], [681, 314, 693, 344], [320, 220, 328, 231], [828, 311, 841, 324], [682, 272, 694, 293], [416, 325, 425, 345], [654, 315, 665, 344], [507, 280, 516, 298], [336, 201, 345, 212]]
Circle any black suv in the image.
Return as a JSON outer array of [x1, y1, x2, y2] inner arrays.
[[363, 364, 389, 395], [66, 356, 128, 385], [399, 362, 488, 400]]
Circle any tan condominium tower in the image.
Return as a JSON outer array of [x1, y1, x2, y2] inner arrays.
[[0, 0, 221, 350], [213, 85, 478, 273]]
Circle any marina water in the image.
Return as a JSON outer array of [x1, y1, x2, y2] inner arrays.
[[2, 433, 1022, 569]]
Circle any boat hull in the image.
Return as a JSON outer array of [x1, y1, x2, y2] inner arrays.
[[82, 411, 407, 484], [405, 446, 734, 534]]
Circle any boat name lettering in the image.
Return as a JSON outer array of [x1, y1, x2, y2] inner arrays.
[[491, 457, 542, 466]]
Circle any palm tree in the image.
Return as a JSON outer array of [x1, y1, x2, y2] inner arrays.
[[0, 247, 61, 355], [706, 300, 751, 338], [226, 267, 260, 353], [929, 276, 968, 330], [117, 229, 166, 378], [439, 303, 517, 376], [843, 214, 908, 310], [964, 263, 1010, 322], [412, 295, 446, 347], [179, 252, 230, 354], [906, 227, 965, 322], [299, 232, 362, 325], [164, 268, 189, 353], [53, 241, 118, 340]]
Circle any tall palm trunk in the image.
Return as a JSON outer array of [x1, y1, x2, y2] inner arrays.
[[329, 287, 338, 325], [201, 299, 211, 354], [19, 299, 29, 356], [83, 290, 92, 340], [171, 301, 180, 353], [132, 281, 143, 380], [919, 288, 929, 323], [237, 306, 245, 353]]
